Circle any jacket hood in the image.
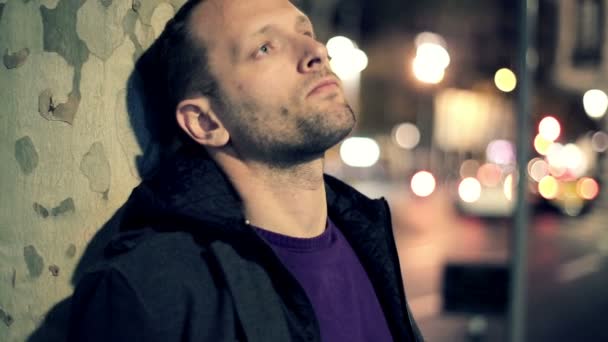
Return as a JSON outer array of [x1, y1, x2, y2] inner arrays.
[[119, 145, 245, 232], [107, 144, 379, 255]]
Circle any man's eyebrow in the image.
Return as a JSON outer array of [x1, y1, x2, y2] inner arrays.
[[231, 15, 314, 62], [295, 15, 312, 29]]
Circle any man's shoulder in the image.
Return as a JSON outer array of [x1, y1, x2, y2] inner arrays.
[[86, 230, 219, 296]]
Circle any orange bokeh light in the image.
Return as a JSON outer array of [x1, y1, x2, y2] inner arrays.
[[577, 177, 599, 200]]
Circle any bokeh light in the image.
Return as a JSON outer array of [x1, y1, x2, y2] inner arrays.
[[327, 36, 368, 80], [412, 57, 446, 84], [538, 116, 561, 142], [327, 36, 355, 55], [583, 89, 608, 119], [546, 143, 566, 176], [538, 176, 559, 199], [486, 140, 515, 165], [577, 177, 600, 200], [412, 32, 450, 84], [477, 163, 502, 187], [393, 123, 421, 149], [528, 158, 549, 182], [340, 137, 380, 168], [494, 68, 517, 92], [411, 171, 436, 197], [460, 159, 480, 178], [534, 134, 552, 155], [458, 177, 482, 203], [591, 131, 608, 152], [504, 174, 514, 201], [562, 143, 588, 177]]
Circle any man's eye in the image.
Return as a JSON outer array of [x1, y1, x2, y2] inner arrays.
[[259, 44, 270, 54]]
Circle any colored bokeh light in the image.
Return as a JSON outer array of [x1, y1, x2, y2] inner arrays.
[[460, 159, 480, 179], [534, 134, 552, 155], [577, 177, 599, 200], [477, 163, 502, 187], [538, 176, 559, 199], [504, 174, 514, 201], [494, 68, 517, 92]]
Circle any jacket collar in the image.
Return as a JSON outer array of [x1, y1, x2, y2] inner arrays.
[[119, 144, 380, 234]]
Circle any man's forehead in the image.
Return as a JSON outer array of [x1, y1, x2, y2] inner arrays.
[[190, 0, 309, 45]]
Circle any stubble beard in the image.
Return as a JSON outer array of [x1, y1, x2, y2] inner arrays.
[[220, 94, 356, 168]]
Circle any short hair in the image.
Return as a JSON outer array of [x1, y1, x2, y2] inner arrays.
[[135, 0, 219, 145]]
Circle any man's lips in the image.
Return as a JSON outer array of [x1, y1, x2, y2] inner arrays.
[[307, 78, 340, 97]]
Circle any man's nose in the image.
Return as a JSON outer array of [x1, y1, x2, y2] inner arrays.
[[298, 38, 328, 73]]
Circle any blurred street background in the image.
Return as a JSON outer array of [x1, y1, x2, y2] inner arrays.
[[302, 0, 608, 340]]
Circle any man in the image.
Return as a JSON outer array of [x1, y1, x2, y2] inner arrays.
[[68, 0, 422, 341]]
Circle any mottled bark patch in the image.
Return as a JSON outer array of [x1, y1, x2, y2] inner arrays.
[[48, 265, 60, 277], [3, 48, 30, 69], [51, 198, 75, 216], [66, 244, 77, 258], [122, 8, 144, 61], [132, 0, 141, 12], [99, 0, 112, 7], [14, 136, 39, 175], [80, 142, 111, 195], [33, 202, 50, 218], [0, 307, 13, 327], [24, 245, 44, 278], [38, 89, 79, 125], [40, 0, 87, 117]]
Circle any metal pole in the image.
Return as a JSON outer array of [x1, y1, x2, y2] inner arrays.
[[509, 0, 536, 341]]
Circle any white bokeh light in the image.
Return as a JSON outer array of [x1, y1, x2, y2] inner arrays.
[[538, 116, 561, 142], [562, 143, 588, 177], [458, 177, 482, 203], [583, 89, 608, 119], [412, 32, 449, 84], [393, 123, 421, 149], [340, 137, 380, 168], [327, 36, 368, 80], [327, 36, 356, 56], [591, 131, 608, 152], [411, 171, 436, 197]]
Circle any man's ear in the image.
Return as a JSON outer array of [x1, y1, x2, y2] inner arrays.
[[175, 97, 230, 147]]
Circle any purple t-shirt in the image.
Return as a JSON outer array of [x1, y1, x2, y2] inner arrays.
[[254, 220, 393, 342]]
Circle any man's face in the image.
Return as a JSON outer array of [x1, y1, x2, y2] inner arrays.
[[190, 0, 355, 166]]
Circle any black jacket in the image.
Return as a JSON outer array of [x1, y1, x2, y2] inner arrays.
[[68, 146, 423, 341]]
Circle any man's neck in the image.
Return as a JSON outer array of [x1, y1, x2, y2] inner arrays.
[[215, 153, 327, 238]]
